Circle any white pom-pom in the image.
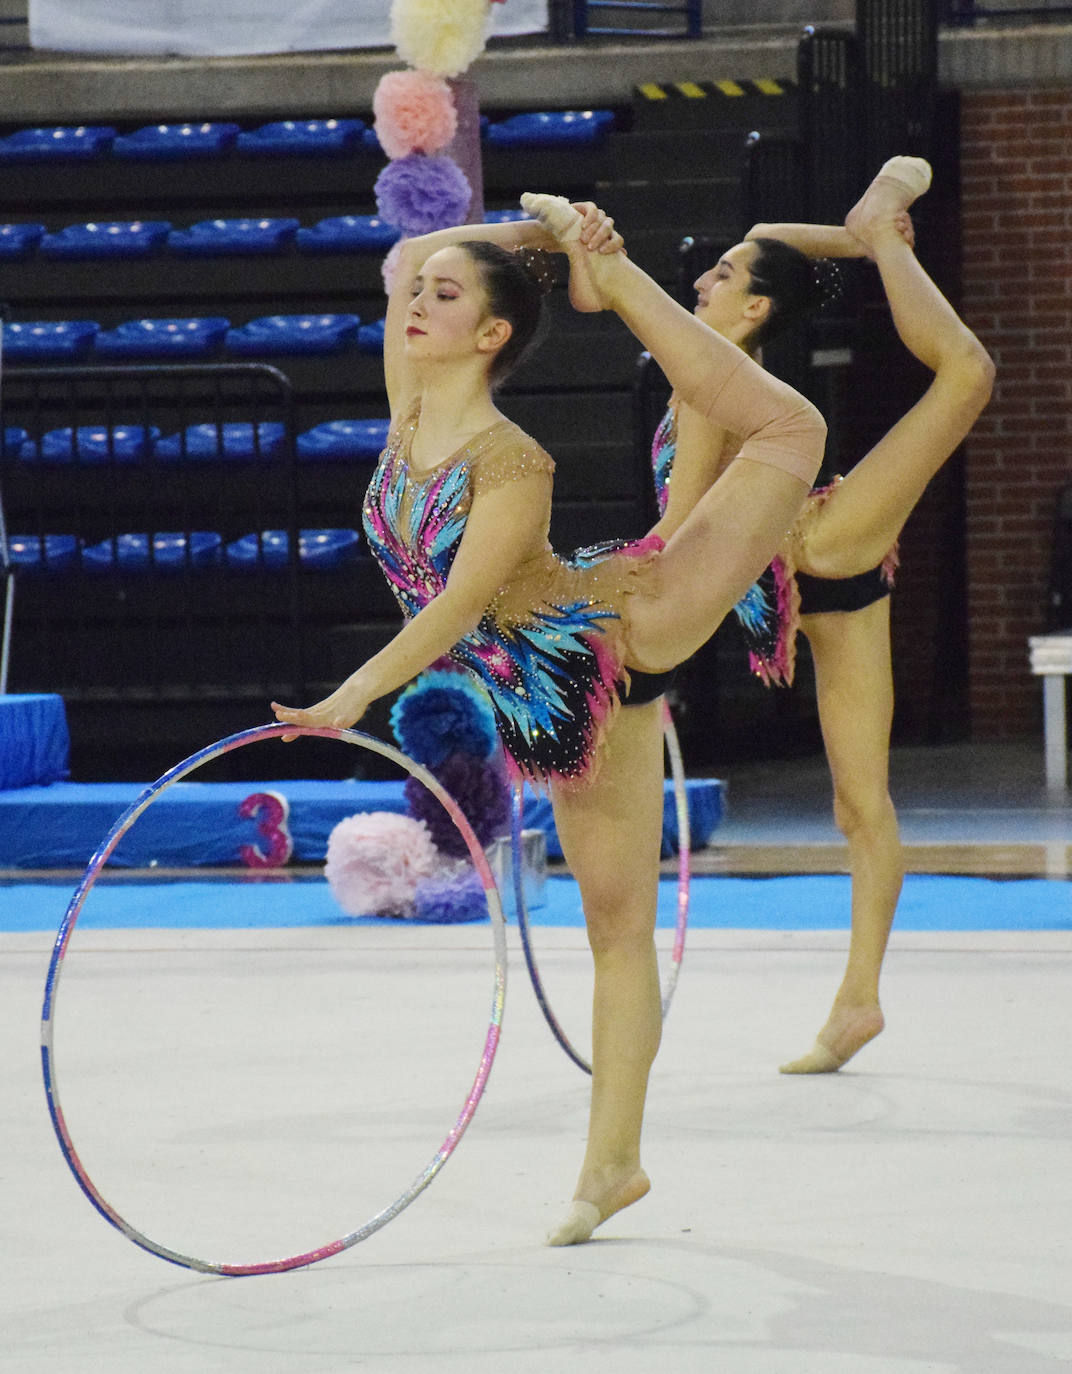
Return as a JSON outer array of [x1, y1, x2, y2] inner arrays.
[[391, 0, 490, 78], [325, 811, 441, 917]]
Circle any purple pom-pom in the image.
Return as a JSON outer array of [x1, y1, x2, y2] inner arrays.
[[405, 751, 509, 858], [413, 867, 488, 923], [374, 154, 472, 236], [390, 669, 499, 767], [324, 811, 440, 917]]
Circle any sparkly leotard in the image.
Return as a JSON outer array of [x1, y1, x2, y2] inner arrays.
[[652, 404, 897, 687], [362, 406, 659, 787]]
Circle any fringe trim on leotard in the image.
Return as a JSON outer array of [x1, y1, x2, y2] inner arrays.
[[745, 554, 802, 688]]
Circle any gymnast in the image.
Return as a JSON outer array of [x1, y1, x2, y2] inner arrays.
[[272, 190, 826, 1245], [642, 158, 994, 1073]]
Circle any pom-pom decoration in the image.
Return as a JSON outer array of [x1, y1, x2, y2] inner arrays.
[[375, 154, 472, 236], [373, 69, 458, 160], [413, 866, 489, 923], [391, 0, 491, 79], [390, 669, 499, 767], [324, 811, 441, 917], [405, 752, 509, 858], [381, 237, 407, 295]]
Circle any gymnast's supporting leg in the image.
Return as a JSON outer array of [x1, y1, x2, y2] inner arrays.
[[781, 599, 902, 1072], [546, 698, 666, 1244]]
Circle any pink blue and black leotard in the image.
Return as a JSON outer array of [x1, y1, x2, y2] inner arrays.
[[651, 403, 896, 687], [362, 405, 659, 787]]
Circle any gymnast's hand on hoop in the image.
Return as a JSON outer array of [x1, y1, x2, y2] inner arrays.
[[271, 674, 373, 742]]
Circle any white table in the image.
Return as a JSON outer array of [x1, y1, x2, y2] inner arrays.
[[1029, 633, 1072, 791]]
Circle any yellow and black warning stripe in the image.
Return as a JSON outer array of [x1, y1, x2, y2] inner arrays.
[[635, 77, 795, 102]]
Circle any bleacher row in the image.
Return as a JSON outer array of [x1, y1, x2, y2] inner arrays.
[[5, 313, 387, 362], [0, 110, 615, 164], [7, 528, 361, 575]]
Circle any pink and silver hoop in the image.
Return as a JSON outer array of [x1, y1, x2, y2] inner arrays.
[[40, 723, 508, 1276], [514, 700, 690, 1073]]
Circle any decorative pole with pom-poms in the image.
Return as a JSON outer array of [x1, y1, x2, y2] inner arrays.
[[323, 667, 510, 923], [373, 0, 502, 291]]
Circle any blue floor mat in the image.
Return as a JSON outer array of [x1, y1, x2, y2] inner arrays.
[[1, 873, 1068, 934]]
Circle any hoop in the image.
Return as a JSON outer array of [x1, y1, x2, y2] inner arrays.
[[40, 723, 508, 1276], [515, 700, 690, 1074]]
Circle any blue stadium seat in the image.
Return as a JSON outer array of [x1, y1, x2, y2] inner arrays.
[[296, 418, 390, 462], [0, 224, 46, 260], [111, 122, 241, 161], [226, 529, 361, 572], [167, 217, 300, 257], [0, 125, 117, 162], [295, 215, 401, 255], [82, 531, 223, 573], [483, 209, 530, 224], [6, 534, 79, 574], [357, 318, 386, 355], [2, 428, 30, 460], [225, 314, 361, 357], [485, 110, 615, 148], [5, 321, 100, 362], [93, 317, 230, 360], [235, 119, 365, 156], [39, 221, 172, 261], [155, 422, 288, 463], [28, 425, 160, 465]]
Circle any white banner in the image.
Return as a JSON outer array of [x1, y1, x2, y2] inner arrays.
[[29, 0, 548, 57]]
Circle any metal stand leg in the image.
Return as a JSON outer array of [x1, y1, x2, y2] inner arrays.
[[1042, 673, 1068, 792]]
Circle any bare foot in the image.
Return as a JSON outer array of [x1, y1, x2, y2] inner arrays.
[[845, 156, 932, 253], [779, 1004, 885, 1075], [520, 191, 605, 313], [546, 1167, 650, 1246]]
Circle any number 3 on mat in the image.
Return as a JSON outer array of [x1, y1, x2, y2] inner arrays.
[[238, 791, 294, 867]]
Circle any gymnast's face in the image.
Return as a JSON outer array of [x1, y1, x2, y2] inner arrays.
[[693, 240, 769, 344], [404, 246, 509, 372]]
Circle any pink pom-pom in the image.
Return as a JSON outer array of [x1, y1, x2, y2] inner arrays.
[[325, 811, 441, 917], [381, 237, 407, 294], [374, 69, 458, 160]]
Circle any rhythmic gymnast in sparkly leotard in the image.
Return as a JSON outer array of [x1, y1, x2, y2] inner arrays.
[[641, 160, 994, 1076], [273, 192, 827, 1246]]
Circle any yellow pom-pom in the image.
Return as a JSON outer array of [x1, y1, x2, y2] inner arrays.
[[391, 0, 490, 78]]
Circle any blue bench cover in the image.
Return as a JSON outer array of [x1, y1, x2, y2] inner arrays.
[[168, 217, 300, 256], [485, 109, 615, 148], [112, 122, 241, 160], [0, 224, 46, 260], [0, 125, 117, 162], [155, 422, 288, 463], [235, 119, 365, 156], [296, 418, 390, 462], [82, 531, 223, 573], [5, 534, 79, 574], [26, 425, 160, 465], [39, 221, 172, 260], [6, 321, 99, 362], [0, 695, 69, 789], [94, 317, 230, 359], [226, 314, 361, 357], [295, 214, 401, 254], [226, 528, 361, 571]]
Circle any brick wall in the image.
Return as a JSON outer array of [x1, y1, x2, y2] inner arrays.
[[959, 90, 1072, 737]]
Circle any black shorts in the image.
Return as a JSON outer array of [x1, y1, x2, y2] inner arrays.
[[797, 565, 891, 616], [623, 666, 679, 706]]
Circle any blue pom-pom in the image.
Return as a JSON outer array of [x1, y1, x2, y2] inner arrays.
[[391, 670, 498, 767], [404, 751, 509, 858], [412, 867, 488, 924]]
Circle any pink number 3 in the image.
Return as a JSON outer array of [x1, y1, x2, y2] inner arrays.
[[238, 790, 294, 868]]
